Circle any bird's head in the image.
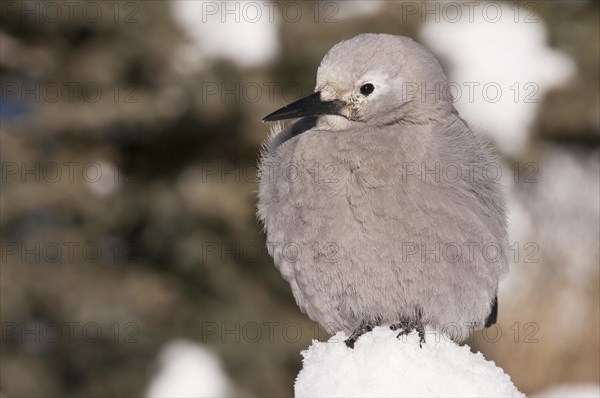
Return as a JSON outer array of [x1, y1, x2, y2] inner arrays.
[[263, 33, 454, 129]]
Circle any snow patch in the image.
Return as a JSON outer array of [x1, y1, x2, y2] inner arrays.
[[420, 3, 575, 156], [146, 339, 232, 398], [171, 0, 279, 70]]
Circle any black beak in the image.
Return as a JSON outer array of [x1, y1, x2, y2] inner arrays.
[[262, 92, 345, 122]]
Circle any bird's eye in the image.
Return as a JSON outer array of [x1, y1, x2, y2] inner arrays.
[[360, 83, 375, 96]]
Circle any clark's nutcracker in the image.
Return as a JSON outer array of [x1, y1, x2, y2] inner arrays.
[[258, 34, 508, 348]]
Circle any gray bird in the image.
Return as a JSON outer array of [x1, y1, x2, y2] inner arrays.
[[257, 33, 508, 348]]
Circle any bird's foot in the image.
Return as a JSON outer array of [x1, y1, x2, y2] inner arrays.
[[390, 321, 414, 338], [390, 320, 426, 348], [390, 321, 409, 332], [416, 321, 426, 348], [344, 321, 375, 349]]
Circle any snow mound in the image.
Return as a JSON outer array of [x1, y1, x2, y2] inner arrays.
[[295, 326, 524, 397]]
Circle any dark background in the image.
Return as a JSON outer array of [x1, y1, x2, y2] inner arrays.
[[1, 1, 598, 396]]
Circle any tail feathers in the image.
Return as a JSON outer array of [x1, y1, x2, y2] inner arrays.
[[484, 296, 498, 327]]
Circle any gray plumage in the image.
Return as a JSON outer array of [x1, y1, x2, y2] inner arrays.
[[257, 33, 508, 343]]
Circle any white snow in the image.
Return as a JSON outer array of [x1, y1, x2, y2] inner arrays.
[[295, 326, 524, 397], [533, 384, 600, 398], [171, 0, 279, 70], [420, 2, 575, 156], [146, 339, 232, 398]]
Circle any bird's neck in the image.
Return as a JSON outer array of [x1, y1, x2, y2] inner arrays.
[[316, 115, 363, 131]]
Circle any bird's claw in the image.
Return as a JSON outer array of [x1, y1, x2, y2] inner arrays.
[[391, 320, 426, 347], [344, 337, 356, 349], [345, 320, 378, 349]]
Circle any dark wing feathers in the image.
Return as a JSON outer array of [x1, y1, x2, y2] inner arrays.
[[484, 296, 498, 327]]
